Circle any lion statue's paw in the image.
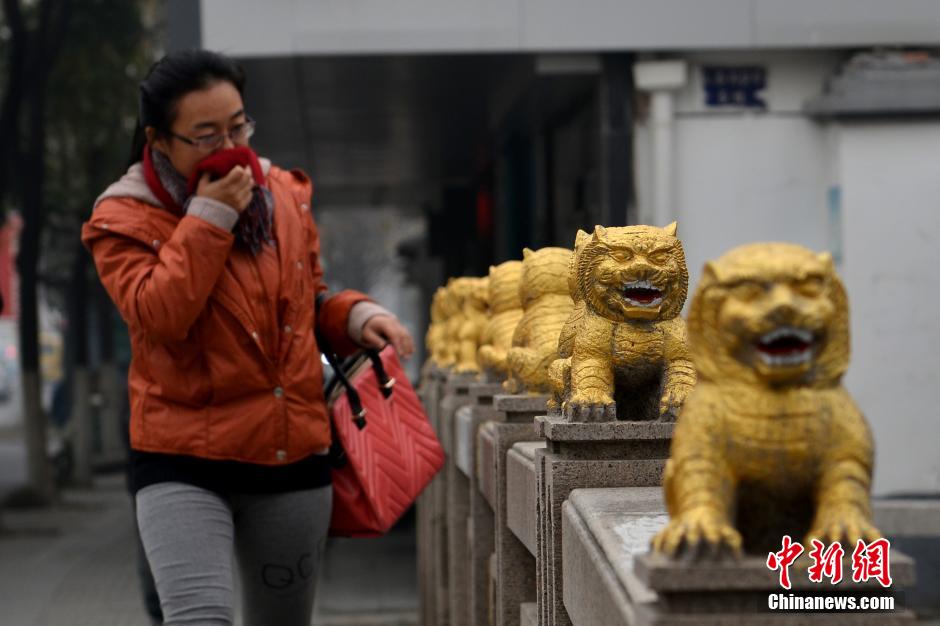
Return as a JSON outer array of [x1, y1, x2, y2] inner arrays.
[[652, 507, 743, 559], [565, 390, 616, 422]]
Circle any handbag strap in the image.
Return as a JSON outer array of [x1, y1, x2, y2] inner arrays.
[[315, 294, 400, 425], [365, 350, 396, 399], [316, 294, 367, 430]]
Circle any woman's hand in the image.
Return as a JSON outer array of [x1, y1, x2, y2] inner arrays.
[[360, 315, 415, 360], [196, 165, 254, 212]]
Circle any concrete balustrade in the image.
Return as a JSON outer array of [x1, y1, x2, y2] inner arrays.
[[561, 488, 666, 626], [507, 442, 543, 558], [417, 372, 929, 626]]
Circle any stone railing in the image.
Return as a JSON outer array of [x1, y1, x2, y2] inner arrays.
[[416, 367, 927, 625]]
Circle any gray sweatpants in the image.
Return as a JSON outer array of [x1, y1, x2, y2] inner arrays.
[[136, 482, 332, 626]]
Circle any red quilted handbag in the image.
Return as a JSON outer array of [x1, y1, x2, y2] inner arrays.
[[322, 344, 444, 537]]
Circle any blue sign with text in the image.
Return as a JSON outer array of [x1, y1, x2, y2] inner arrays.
[[703, 66, 767, 109]]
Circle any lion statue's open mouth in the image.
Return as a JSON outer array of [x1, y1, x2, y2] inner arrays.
[[754, 326, 816, 367], [621, 279, 665, 308]]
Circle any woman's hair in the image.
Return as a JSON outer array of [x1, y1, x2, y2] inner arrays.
[[128, 49, 246, 166]]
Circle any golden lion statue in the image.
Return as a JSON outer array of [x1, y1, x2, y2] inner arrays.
[[439, 278, 471, 369], [455, 276, 489, 374], [557, 223, 695, 421], [504, 247, 574, 393], [425, 287, 448, 367], [478, 260, 524, 379], [653, 243, 881, 557]]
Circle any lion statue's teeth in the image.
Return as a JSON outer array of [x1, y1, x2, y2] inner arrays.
[[623, 293, 663, 308], [759, 327, 813, 344], [622, 280, 665, 307], [755, 327, 815, 367], [758, 351, 813, 367]]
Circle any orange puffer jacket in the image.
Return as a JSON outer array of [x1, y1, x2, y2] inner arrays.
[[81, 163, 370, 465]]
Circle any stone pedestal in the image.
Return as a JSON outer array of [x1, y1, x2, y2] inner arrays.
[[483, 394, 549, 626], [536, 416, 673, 626], [633, 551, 917, 625], [561, 486, 917, 626], [447, 382, 502, 626], [417, 366, 447, 626]]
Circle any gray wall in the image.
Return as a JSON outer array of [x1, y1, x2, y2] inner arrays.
[[202, 0, 940, 56]]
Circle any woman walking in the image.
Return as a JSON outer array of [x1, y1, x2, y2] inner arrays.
[[82, 49, 414, 625]]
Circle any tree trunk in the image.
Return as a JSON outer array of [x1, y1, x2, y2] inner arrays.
[[16, 0, 72, 502], [18, 62, 55, 503]]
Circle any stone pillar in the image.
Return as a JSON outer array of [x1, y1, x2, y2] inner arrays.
[[507, 440, 541, 626], [417, 366, 447, 626], [433, 371, 478, 625], [535, 416, 673, 626], [448, 381, 503, 626], [461, 383, 505, 626], [481, 394, 549, 626]]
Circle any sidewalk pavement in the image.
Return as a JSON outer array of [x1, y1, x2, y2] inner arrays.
[[0, 471, 418, 626], [0, 474, 153, 626]]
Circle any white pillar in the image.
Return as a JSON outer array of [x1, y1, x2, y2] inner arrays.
[[634, 60, 688, 227]]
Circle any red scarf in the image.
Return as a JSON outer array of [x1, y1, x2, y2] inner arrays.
[[185, 146, 266, 196], [142, 145, 184, 215], [142, 146, 273, 254]]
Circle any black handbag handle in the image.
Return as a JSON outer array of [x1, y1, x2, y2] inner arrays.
[[316, 293, 367, 430], [322, 344, 368, 430], [315, 294, 398, 429], [365, 350, 396, 399]]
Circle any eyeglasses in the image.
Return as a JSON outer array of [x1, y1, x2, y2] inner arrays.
[[169, 116, 256, 153]]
